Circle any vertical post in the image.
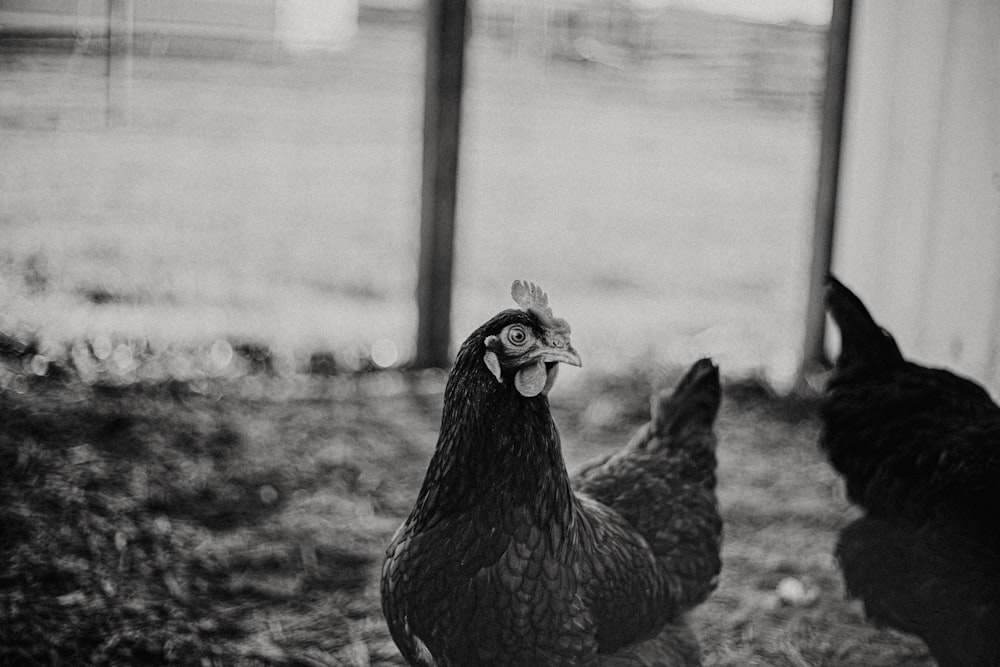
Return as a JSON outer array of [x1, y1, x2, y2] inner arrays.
[[796, 0, 853, 390], [104, 0, 134, 126], [120, 0, 134, 125], [415, 0, 469, 369], [105, 0, 114, 127]]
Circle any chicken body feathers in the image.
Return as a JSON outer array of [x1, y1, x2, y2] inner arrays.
[[381, 303, 722, 667], [837, 516, 1000, 667]]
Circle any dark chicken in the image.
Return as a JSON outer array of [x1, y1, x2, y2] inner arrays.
[[382, 281, 722, 666], [821, 276, 1000, 667]]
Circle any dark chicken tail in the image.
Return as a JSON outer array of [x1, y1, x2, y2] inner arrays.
[[825, 275, 904, 369], [574, 358, 723, 613], [651, 358, 721, 444]]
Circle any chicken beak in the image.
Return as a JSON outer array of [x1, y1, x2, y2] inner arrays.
[[539, 345, 579, 396], [539, 344, 582, 368], [514, 342, 580, 397]]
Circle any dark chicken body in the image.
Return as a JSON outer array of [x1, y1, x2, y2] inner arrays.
[[820, 277, 1000, 667], [382, 283, 721, 666]]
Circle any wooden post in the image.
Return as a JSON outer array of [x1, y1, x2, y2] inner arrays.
[[796, 0, 853, 390], [415, 0, 468, 369]]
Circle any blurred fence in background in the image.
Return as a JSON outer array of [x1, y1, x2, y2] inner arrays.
[[0, 0, 357, 52], [0, 0, 828, 389], [1, 0, 824, 97]]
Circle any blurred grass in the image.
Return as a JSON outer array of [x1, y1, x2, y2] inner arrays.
[[2, 11, 823, 388], [0, 355, 936, 665]]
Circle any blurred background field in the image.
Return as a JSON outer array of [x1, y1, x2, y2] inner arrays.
[[1, 2, 826, 388]]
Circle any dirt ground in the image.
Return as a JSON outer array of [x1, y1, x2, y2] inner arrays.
[[0, 353, 935, 666]]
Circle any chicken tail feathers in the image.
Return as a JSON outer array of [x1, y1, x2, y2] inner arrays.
[[825, 275, 904, 369], [652, 358, 721, 441]]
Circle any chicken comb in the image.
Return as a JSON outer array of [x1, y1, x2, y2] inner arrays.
[[511, 280, 570, 333], [511, 280, 550, 315]]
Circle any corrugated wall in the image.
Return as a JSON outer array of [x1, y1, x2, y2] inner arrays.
[[833, 0, 1000, 392]]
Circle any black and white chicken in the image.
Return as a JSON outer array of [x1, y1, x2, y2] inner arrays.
[[382, 281, 722, 666]]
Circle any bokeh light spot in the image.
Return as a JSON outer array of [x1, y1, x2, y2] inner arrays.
[[30, 354, 49, 376], [92, 334, 113, 361], [210, 339, 234, 372], [113, 344, 134, 370], [259, 484, 279, 505], [370, 338, 398, 368]]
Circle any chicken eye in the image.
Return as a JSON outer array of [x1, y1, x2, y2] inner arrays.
[[506, 325, 528, 346]]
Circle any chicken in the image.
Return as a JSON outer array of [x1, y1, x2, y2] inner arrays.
[[820, 276, 1000, 667], [381, 281, 722, 666]]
